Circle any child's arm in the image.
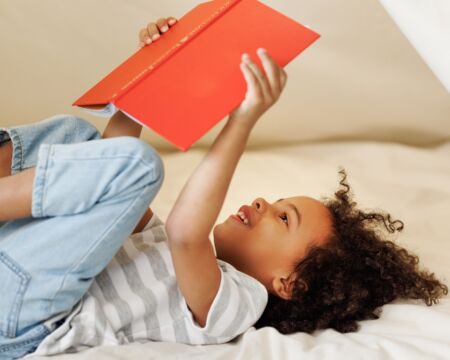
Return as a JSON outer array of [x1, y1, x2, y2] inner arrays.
[[101, 16, 178, 233], [102, 110, 143, 139], [165, 49, 288, 327], [101, 15, 178, 139]]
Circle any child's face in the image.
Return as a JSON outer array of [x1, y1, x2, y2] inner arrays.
[[213, 196, 333, 298]]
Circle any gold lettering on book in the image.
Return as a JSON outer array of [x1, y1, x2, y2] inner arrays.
[[116, 0, 237, 98]]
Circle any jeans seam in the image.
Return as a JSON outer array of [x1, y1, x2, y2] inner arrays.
[[43, 146, 55, 218], [0, 325, 50, 352], [12, 128, 24, 173], [32, 144, 51, 219], [74, 115, 86, 137], [0, 252, 32, 339], [72, 116, 83, 144], [1, 128, 24, 175], [47, 180, 155, 315]]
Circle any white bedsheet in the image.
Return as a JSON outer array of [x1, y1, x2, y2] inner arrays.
[[29, 140, 450, 359]]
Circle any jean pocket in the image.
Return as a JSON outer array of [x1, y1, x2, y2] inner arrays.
[[0, 252, 31, 339]]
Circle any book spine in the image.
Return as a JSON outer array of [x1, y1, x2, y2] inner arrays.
[[113, 0, 242, 104]]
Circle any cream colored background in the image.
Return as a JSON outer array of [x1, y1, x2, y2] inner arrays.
[[1, 0, 449, 151], [3, 1, 450, 358]]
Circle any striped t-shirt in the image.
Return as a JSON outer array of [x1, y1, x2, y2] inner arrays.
[[29, 213, 269, 356]]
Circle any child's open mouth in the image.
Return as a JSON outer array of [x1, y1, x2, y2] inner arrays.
[[230, 212, 249, 226]]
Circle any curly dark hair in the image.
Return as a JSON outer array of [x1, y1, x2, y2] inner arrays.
[[254, 167, 448, 334]]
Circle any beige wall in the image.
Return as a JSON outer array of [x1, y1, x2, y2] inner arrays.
[[1, 0, 449, 151]]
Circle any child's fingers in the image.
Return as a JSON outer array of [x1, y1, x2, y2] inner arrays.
[[154, 17, 177, 35], [138, 28, 150, 47], [146, 22, 160, 42], [139, 17, 178, 48], [242, 54, 273, 102], [156, 18, 169, 34], [257, 48, 282, 97], [280, 69, 288, 89], [240, 60, 262, 99], [139, 22, 160, 47], [167, 17, 178, 26]]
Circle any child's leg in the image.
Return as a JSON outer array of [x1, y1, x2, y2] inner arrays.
[[0, 136, 164, 358], [0, 114, 101, 175], [0, 167, 35, 221], [0, 139, 13, 177], [0, 114, 100, 228]]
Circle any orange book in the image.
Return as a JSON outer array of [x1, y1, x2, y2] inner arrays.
[[73, 0, 320, 151]]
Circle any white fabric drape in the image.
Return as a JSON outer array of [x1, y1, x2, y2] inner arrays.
[[378, 0, 450, 93]]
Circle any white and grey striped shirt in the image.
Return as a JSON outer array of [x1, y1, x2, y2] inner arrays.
[[29, 213, 268, 356]]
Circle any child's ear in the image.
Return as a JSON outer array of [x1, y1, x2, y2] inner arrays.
[[272, 273, 306, 300]]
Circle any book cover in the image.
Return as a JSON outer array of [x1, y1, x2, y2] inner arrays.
[[73, 0, 320, 151]]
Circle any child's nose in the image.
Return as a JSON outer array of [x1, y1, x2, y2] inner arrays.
[[252, 198, 266, 212]]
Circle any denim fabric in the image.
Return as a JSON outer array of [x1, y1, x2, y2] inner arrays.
[[0, 115, 164, 359]]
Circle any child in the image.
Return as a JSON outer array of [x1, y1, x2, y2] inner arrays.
[[0, 16, 447, 359]]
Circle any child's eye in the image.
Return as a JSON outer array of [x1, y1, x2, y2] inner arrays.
[[280, 213, 289, 226]]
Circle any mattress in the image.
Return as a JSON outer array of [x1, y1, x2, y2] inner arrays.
[[29, 139, 450, 359]]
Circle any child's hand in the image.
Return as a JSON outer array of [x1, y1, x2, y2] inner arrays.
[[229, 48, 288, 127], [138, 16, 178, 48]]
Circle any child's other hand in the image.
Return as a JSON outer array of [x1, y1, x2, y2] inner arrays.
[[229, 48, 288, 127], [138, 16, 178, 48]]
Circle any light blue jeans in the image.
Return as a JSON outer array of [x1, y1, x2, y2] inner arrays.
[[0, 115, 164, 359]]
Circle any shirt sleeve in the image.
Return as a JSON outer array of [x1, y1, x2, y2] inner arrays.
[[181, 260, 269, 344], [142, 212, 164, 232]]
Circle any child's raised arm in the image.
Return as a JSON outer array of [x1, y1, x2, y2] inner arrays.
[[165, 49, 287, 327], [102, 16, 178, 140], [101, 17, 178, 233]]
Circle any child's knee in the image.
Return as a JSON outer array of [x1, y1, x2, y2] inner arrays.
[[35, 114, 101, 144], [70, 116, 101, 142], [115, 136, 165, 188]]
